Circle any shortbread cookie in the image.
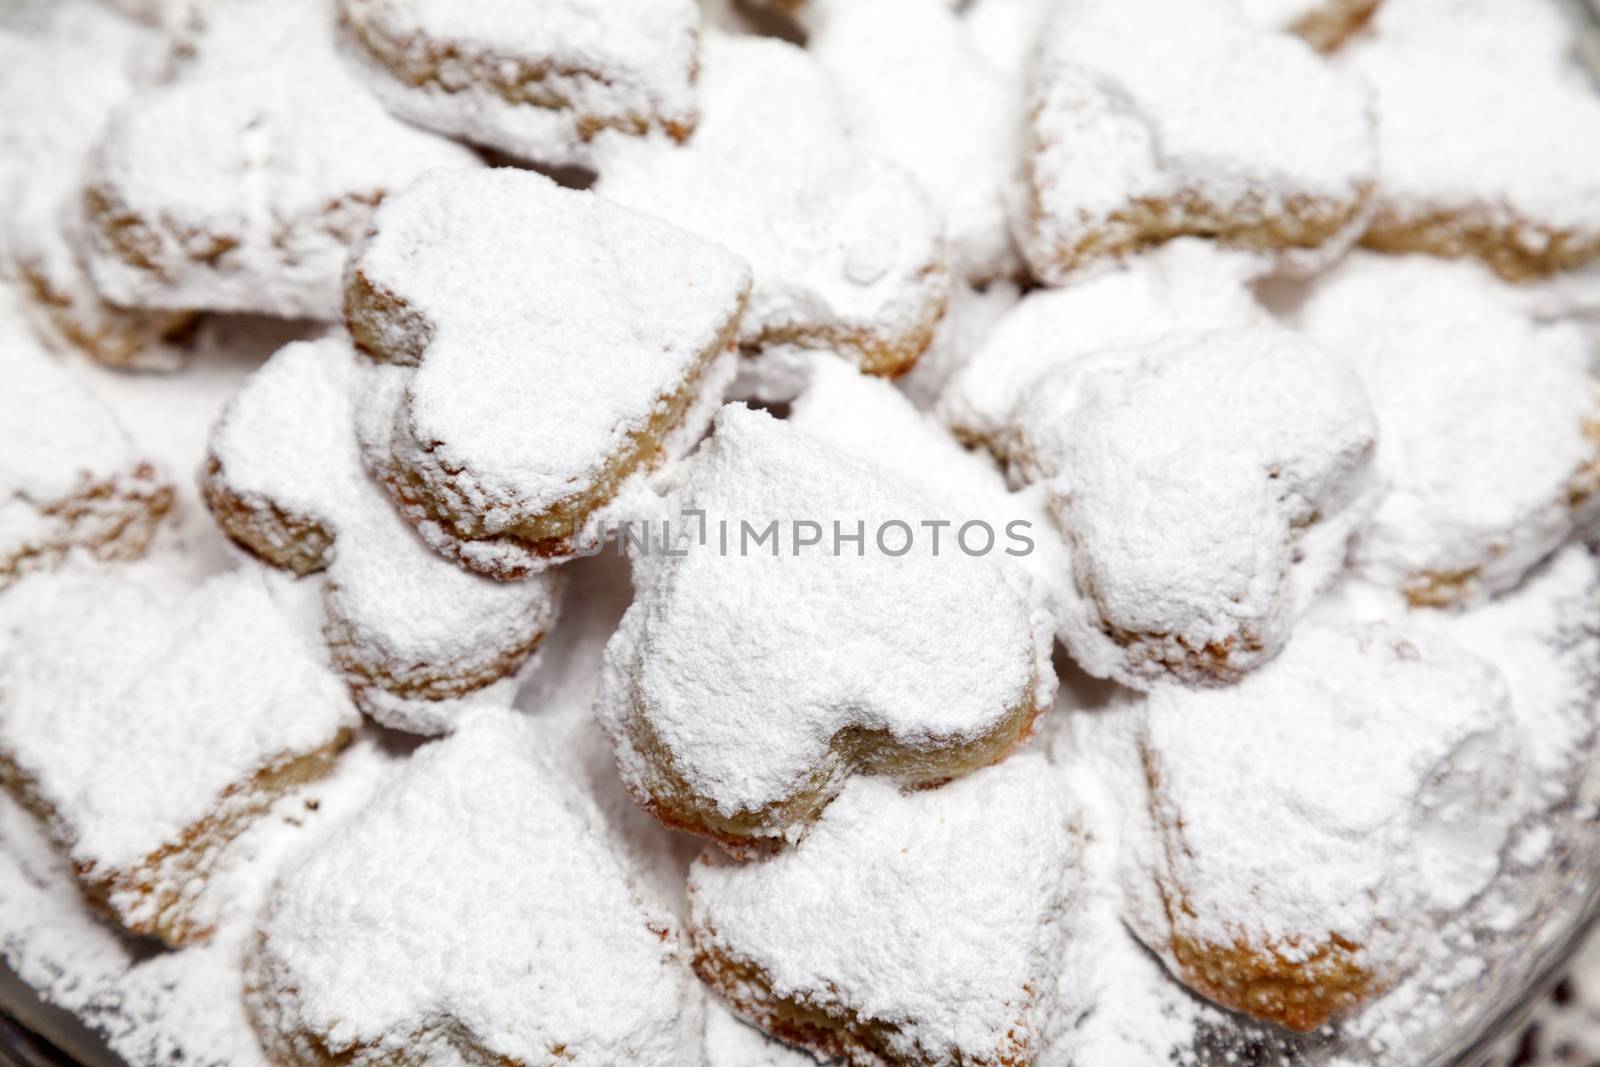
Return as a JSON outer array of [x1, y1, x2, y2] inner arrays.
[[1239, 0, 1382, 51], [1127, 621, 1523, 1031], [247, 711, 701, 1067], [0, 2, 195, 370], [203, 337, 562, 734], [593, 30, 949, 377], [1010, 326, 1378, 687], [939, 241, 1267, 453], [78, 3, 479, 321], [0, 564, 359, 947], [1, 296, 174, 590], [596, 404, 1057, 848], [690, 753, 1078, 1067], [1021, 0, 1376, 284], [1348, 0, 1600, 280], [338, 0, 700, 167], [347, 167, 749, 578], [1298, 254, 1600, 607], [797, 0, 1021, 282]]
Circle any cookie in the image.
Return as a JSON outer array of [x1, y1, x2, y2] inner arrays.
[[596, 403, 1057, 849], [0, 563, 359, 947], [1347, 0, 1600, 280], [1126, 621, 1523, 1031], [689, 752, 1078, 1067], [1298, 254, 1600, 607], [77, 0, 479, 321], [593, 30, 949, 378], [246, 710, 701, 1066], [1011, 326, 1378, 687], [939, 241, 1268, 454], [1021, 0, 1376, 284], [0, 1, 195, 370], [1, 293, 174, 591], [202, 337, 563, 735], [794, 0, 1021, 282], [346, 167, 749, 579], [787, 353, 1077, 644], [338, 0, 700, 167], [1239, 0, 1382, 50]]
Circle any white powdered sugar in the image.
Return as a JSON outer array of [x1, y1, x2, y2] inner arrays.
[[0, 1, 194, 370], [593, 30, 950, 378], [597, 403, 1056, 845], [689, 752, 1078, 1066], [349, 167, 749, 578], [1344, 0, 1600, 277], [0, 291, 174, 588], [204, 337, 563, 735], [787, 353, 1076, 643], [248, 710, 703, 1066], [77, 0, 479, 321], [1022, 0, 1376, 282], [1297, 253, 1600, 606], [798, 0, 1022, 282], [703, 1000, 817, 1067], [0, 561, 358, 944], [939, 240, 1269, 451], [1126, 619, 1525, 1030], [1008, 326, 1379, 688], [338, 0, 701, 167]]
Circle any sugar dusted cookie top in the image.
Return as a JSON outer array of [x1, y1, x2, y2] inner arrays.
[[78, 0, 479, 320], [249, 711, 701, 1067], [339, 0, 700, 165], [1298, 253, 1600, 606], [597, 404, 1056, 846], [1127, 620, 1523, 1030], [594, 30, 949, 377], [1009, 326, 1378, 687], [1347, 0, 1600, 278], [1239, 0, 1382, 49], [689, 752, 1078, 1066], [939, 241, 1268, 452], [348, 167, 750, 577], [204, 337, 562, 735], [0, 563, 358, 943], [1022, 0, 1376, 282], [798, 0, 1021, 282], [0, 292, 174, 587]]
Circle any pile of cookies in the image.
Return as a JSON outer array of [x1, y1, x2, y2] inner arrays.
[[3, 0, 1600, 1064]]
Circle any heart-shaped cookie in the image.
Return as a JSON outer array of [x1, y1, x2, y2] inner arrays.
[[346, 167, 751, 578], [596, 403, 1056, 848], [203, 337, 563, 735]]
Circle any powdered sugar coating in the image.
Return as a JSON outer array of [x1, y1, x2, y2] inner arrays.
[[1347, 0, 1600, 279], [788, 354, 1076, 645], [204, 337, 562, 735], [939, 241, 1268, 453], [799, 0, 1021, 282], [248, 710, 702, 1066], [0, 1, 194, 370], [0, 562, 358, 945], [1022, 0, 1376, 283], [594, 30, 950, 377], [690, 753, 1078, 1066], [0, 292, 174, 589], [1298, 254, 1600, 607], [1126, 620, 1523, 1030], [1013, 326, 1378, 687], [596, 404, 1057, 846], [338, 0, 700, 167], [78, 0, 479, 320], [348, 167, 750, 578]]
